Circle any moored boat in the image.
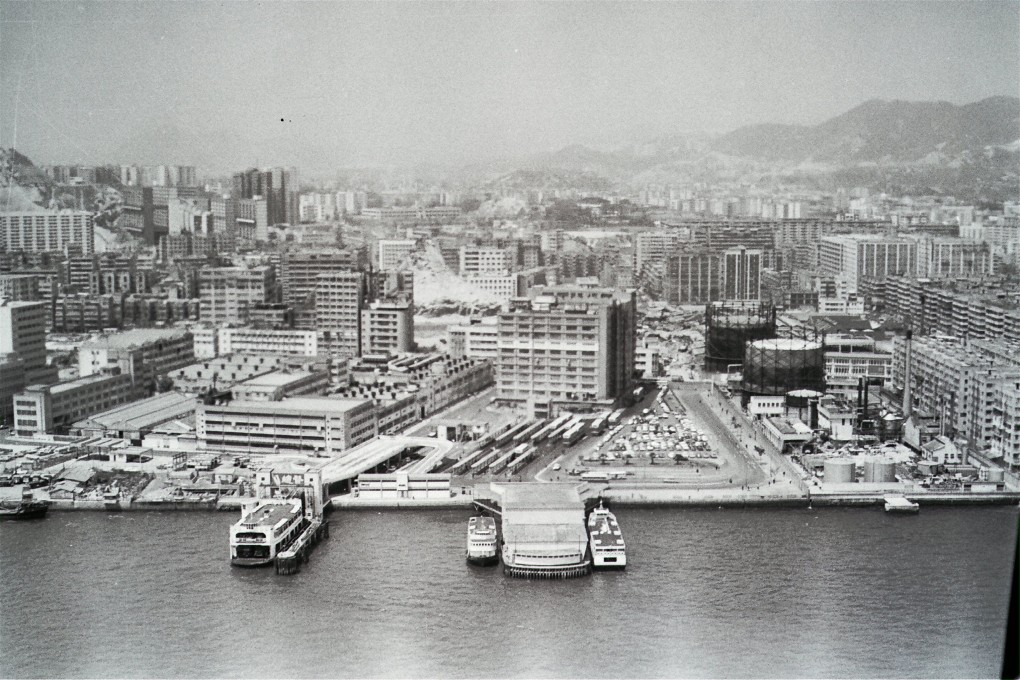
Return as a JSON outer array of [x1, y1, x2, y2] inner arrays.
[[588, 501, 626, 569], [884, 496, 919, 513], [466, 515, 499, 566], [230, 498, 307, 567], [0, 488, 50, 520]]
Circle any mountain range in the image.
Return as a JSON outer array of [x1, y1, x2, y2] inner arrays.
[[496, 96, 1019, 203]]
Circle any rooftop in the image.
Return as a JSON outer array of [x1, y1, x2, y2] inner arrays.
[[72, 393, 196, 431], [29, 372, 127, 395], [236, 370, 320, 387], [237, 500, 302, 528], [499, 483, 585, 511], [210, 396, 372, 416], [80, 327, 191, 350]]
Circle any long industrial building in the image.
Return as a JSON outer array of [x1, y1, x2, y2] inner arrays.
[[196, 396, 378, 456]]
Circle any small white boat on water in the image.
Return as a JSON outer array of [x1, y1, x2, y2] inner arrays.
[[466, 516, 499, 566], [884, 496, 919, 513]]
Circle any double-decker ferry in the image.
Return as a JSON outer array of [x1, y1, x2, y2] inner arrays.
[[466, 516, 499, 566], [230, 498, 307, 567], [587, 501, 626, 569]]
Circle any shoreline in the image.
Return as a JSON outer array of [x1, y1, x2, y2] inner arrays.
[[31, 490, 1020, 513]]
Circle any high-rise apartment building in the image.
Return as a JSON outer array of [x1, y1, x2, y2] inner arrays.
[[819, 234, 920, 292], [496, 285, 636, 415], [666, 251, 721, 305], [459, 246, 513, 276], [0, 210, 95, 254], [198, 266, 276, 326], [0, 299, 55, 385], [315, 271, 366, 357], [892, 335, 1020, 455], [0, 274, 40, 301], [233, 167, 298, 226], [236, 197, 269, 242], [360, 300, 414, 355], [280, 249, 361, 311], [377, 239, 417, 271], [633, 231, 682, 271], [722, 247, 762, 301]]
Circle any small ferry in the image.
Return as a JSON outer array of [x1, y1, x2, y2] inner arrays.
[[466, 516, 499, 566], [0, 488, 49, 520], [587, 501, 626, 569], [884, 496, 920, 514], [230, 498, 307, 567]]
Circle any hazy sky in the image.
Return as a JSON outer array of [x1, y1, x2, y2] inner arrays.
[[1, 1, 1017, 172]]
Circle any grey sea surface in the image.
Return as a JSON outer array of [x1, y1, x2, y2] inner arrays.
[[1, 505, 1015, 678]]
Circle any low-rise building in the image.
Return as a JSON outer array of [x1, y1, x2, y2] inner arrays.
[[168, 354, 322, 394], [69, 392, 197, 443], [817, 395, 855, 441], [760, 416, 813, 451], [216, 327, 318, 357], [13, 373, 137, 435], [197, 397, 378, 456], [231, 368, 330, 402]]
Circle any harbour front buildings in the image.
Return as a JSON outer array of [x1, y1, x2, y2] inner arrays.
[[496, 285, 636, 416]]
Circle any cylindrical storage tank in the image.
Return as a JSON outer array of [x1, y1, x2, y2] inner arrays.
[[742, 339, 826, 399], [824, 458, 856, 484], [872, 459, 897, 483], [704, 304, 777, 373], [862, 459, 877, 483]]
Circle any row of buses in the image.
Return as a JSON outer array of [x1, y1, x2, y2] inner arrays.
[[448, 406, 630, 477]]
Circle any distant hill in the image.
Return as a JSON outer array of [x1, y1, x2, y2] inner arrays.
[[713, 96, 1020, 163], [503, 96, 1020, 203], [0, 148, 54, 210]]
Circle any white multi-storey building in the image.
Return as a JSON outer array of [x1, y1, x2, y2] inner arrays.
[[377, 239, 417, 270], [360, 300, 414, 355], [197, 397, 378, 456], [315, 271, 365, 357], [892, 335, 1020, 455], [459, 246, 512, 276], [217, 328, 319, 357], [198, 266, 275, 326], [0, 299, 55, 384], [0, 210, 95, 254], [448, 320, 499, 361], [819, 234, 921, 292]]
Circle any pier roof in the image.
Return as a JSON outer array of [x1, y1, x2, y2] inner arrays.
[[499, 483, 585, 511]]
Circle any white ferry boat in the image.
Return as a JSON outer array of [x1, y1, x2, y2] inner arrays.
[[587, 501, 626, 569], [230, 498, 307, 567], [466, 516, 499, 566], [884, 496, 920, 514]]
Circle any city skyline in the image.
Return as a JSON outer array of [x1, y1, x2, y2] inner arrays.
[[1, 1, 1017, 172]]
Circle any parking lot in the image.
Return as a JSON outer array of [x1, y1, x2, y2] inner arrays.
[[538, 382, 768, 488]]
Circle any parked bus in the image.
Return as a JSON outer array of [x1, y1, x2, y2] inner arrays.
[[607, 409, 625, 427], [513, 420, 546, 445], [469, 450, 502, 475], [588, 416, 608, 435], [488, 448, 520, 475], [532, 414, 572, 444], [562, 424, 585, 446], [494, 421, 531, 448]]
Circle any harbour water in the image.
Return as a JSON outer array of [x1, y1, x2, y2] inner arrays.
[[1, 506, 1016, 678]]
